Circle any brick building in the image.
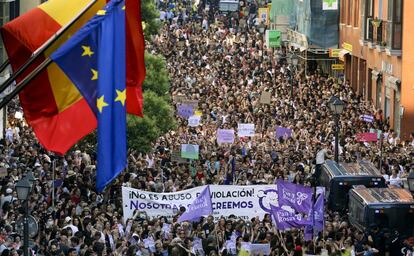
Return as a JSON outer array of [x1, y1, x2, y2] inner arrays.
[[339, 0, 414, 138]]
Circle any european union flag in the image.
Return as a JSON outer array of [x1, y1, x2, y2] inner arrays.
[[51, 0, 127, 192]]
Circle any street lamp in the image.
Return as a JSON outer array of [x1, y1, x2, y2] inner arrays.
[[25, 171, 36, 185], [15, 176, 32, 256], [329, 97, 345, 163], [407, 171, 414, 193]]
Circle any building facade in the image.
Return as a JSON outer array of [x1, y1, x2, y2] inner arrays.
[[339, 0, 414, 138]]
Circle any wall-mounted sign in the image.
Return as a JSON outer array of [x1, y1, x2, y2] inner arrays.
[[332, 64, 345, 70], [342, 42, 353, 53]]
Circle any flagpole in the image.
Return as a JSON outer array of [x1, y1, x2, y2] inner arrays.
[[0, 0, 97, 100], [0, 58, 52, 110], [0, 60, 10, 74]]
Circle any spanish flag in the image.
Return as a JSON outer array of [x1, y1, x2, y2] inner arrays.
[[1, 0, 145, 155]]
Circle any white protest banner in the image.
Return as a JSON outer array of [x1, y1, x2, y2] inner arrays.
[[122, 184, 278, 221], [237, 123, 255, 137], [217, 129, 235, 144], [188, 115, 201, 127]]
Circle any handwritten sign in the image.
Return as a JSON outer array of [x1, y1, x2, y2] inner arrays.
[[238, 123, 255, 137], [276, 126, 292, 139], [188, 115, 201, 127], [217, 129, 235, 144], [177, 104, 194, 118], [260, 91, 271, 104]]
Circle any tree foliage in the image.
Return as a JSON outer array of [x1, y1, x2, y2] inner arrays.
[[143, 53, 169, 97], [127, 91, 176, 153], [141, 0, 161, 38]]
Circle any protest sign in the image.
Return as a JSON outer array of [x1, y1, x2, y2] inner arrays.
[[122, 184, 278, 221], [250, 243, 271, 255], [177, 104, 194, 118], [181, 144, 199, 159], [276, 126, 292, 139], [217, 129, 235, 144], [171, 150, 189, 163], [360, 114, 374, 122], [14, 111, 23, 120], [276, 180, 312, 214], [260, 91, 271, 104], [238, 123, 255, 137], [178, 186, 212, 222], [356, 132, 378, 142], [181, 99, 199, 107], [174, 95, 186, 103], [188, 115, 201, 127]]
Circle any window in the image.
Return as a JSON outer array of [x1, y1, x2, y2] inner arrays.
[[364, 0, 374, 41], [387, 0, 403, 50]]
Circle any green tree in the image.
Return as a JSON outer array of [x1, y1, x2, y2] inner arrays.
[[127, 91, 176, 152], [143, 53, 169, 97], [141, 0, 161, 38]]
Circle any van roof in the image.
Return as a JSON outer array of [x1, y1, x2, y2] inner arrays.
[[352, 187, 414, 205], [324, 160, 382, 177]]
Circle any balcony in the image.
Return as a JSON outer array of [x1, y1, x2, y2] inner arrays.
[[364, 18, 401, 56]]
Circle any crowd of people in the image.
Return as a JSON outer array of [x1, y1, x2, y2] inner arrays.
[[1, 0, 414, 255]]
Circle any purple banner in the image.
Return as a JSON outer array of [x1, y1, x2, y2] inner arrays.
[[178, 186, 212, 222], [177, 104, 194, 118], [276, 180, 312, 214], [217, 129, 235, 144], [276, 126, 292, 139], [270, 205, 311, 230]]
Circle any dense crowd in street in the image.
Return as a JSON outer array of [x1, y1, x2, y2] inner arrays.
[[1, 0, 414, 255]]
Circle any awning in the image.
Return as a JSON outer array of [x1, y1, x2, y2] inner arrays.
[[339, 49, 350, 58]]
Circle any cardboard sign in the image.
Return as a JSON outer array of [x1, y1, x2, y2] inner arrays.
[[171, 150, 189, 163], [260, 91, 271, 104]]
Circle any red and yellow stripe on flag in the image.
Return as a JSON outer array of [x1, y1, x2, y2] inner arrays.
[[1, 0, 106, 155]]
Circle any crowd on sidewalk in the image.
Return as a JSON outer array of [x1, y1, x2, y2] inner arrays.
[[1, 0, 414, 255]]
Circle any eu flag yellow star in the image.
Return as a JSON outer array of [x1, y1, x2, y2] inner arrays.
[[91, 69, 98, 80], [97, 10, 106, 15], [122, 5, 125, 10], [114, 89, 126, 106], [81, 45, 94, 57], [97, 95, 109, 113]]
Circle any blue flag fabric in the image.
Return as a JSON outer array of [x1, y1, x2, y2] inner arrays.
[[178, 186, 213, 223], [51, 0, 127, 192]]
